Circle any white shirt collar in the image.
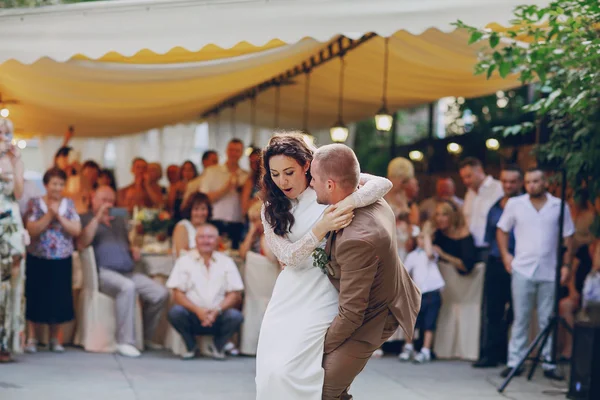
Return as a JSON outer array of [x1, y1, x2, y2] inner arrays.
[[477, 175, 495, 193]]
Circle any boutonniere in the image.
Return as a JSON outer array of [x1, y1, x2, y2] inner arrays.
[[312, 247, 329, 275]]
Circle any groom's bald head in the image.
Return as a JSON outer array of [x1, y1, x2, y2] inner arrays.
[[311, 144, 360, 204]]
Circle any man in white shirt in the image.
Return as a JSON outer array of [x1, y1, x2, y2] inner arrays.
[[167, 223, 244, 360], [459, 157, 503, 261], [497, 167, 575, 380], [181, 150, 219, 209], [199, 140, 249, 249]]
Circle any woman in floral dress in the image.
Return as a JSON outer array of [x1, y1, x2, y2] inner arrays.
[[0, 118, 27, 363]]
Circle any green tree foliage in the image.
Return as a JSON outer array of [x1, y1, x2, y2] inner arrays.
[[456, 1, 600, 234]]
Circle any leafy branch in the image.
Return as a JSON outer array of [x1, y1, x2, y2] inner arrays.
[[456, 0, 600, 235]]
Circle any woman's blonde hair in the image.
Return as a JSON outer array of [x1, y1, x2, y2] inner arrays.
[[387, 157, 414, 181], [433, 200, 466, 232]]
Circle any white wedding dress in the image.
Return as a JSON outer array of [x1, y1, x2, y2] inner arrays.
[[255, 175, 391, 400]]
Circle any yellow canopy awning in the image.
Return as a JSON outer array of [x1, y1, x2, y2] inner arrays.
[[0, 0, 548, 137]]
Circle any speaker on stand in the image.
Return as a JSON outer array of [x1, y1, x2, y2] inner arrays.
[[568, 317, 600, 400]]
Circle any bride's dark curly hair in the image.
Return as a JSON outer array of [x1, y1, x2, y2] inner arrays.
[[262, 132, 315, 236]]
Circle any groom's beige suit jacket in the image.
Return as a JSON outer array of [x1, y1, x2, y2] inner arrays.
[[324, 198, 421, 354]]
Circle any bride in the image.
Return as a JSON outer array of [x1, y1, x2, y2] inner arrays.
[[256, 132, 392, 400]]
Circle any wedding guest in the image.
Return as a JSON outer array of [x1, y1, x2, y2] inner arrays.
[[497, 167, 574, 380], [145, 162, 166, 208], [117, 158, 153, 213], [199, 140, 248, 249], [459, 157, 503, 263], [559, 242, 594, 359], [568, 188, 596, 252], [166, 165, 180, 186], [420, 177, 464, 221], [385, 157, 419, 225], [54, 147, 81, 202], [98, 169, 117, 192], [474, 164, 523, 368], [432, 201, 477, 275], [241, 148, 262, 217], [167, 224, 244, 360], [0, 118, 27, 363], [71, 160, 101, 213], [169, 160, 198, 221], [24, 167, 82, 353], [54, 147, 78, 182], [399, 223, 444, 364], [78, 185, 169, 357], [181, 150, 219, 209], [172, 192, 212, 258]]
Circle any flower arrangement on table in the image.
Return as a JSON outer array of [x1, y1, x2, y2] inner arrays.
[[132, 208, 173, 254]]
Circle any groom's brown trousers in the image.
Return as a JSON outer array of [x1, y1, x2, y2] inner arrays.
[[322, 311, 400, 400]]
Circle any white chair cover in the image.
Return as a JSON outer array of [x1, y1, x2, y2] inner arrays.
[[434, 261, 485, 361], [74, 247, 143, 352], [239, 251, 280, 356]]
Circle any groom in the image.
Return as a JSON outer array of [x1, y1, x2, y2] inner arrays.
[[311, 144, 422, 400]]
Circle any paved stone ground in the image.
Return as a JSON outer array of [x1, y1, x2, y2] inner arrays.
[[0, 348, 570, 400]]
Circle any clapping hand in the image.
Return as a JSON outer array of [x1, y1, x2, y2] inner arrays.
[[48, 201, 60, 217], [95, 203, 113, 225]]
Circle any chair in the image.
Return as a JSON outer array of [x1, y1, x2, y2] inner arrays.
[[239, 251, 280, 356], [74, 247, 143, 352], [434, 261, 485, 361]]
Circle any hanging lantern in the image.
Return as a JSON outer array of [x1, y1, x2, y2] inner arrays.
[[374, 38, 393, 132], [330, 57, 349, 143]]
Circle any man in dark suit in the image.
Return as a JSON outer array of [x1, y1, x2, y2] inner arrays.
[[310, 144, 421, 400]]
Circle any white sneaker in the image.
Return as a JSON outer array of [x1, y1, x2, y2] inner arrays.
[[371, 348, 384, 359], [117, 344, 141, 358], [49, 340, 65, 353], [223, 342, 239, 356], [25, 339, 38, 354], [413, 350, 431, 364], [399, 346, 414, 362], [206, 342, 226, 360], [181, 348, 196, 360], [144, 340, 164, 351]]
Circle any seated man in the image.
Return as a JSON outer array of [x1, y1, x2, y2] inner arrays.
[[78, 185, 169, 358], [167, 223, 244, 360]]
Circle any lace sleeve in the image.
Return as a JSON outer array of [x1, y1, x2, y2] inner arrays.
[[351, 173, 393, 208], [261, 204, 322, 268]]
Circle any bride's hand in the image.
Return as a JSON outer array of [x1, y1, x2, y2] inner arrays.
[[334, 195, 357, 213], [314, 205, 354, 239]]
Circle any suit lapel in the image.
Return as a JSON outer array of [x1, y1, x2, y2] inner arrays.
[[325, 231, 336, 259]]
